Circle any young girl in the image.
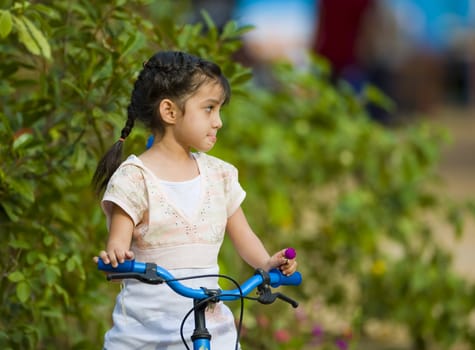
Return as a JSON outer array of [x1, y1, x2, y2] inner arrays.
[[93, 51, 298, 349]]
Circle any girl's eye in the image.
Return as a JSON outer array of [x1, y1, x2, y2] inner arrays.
[[205, 106, 214, 112]]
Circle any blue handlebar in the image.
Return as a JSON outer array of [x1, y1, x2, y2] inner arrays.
[[97, 258, 302, 301], [268, 268, 302, 288], [97, 259, 137, 272]]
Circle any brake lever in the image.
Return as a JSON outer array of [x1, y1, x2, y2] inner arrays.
[[256, 287, 299, 308], [275, 292, 299, 308]]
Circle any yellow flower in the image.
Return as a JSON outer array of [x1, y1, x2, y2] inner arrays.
[[371, 259, 386, 275]]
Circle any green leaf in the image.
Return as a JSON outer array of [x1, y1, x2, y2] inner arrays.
[[43, 235, 54, 246], [66, 256, 76, 272], [8, 177, 35, 204], [9, 239, 31, 249], [16, 281, 31, 303], [13, 15, 51, 59], [91, 57, 112, 83], [44, 266, 60, 285], [0, 10, 13, 38], [220, 21, 254, 40], [229, 68, 253, 86], [32, 4, 61, 20], [8, 271, 25, 282], [12, 132, 34, 151], [200, 9, 216, 31], [26, 251, 38, 264], [176, 25, 194, 49], [61, 79, 86, 98], [362, 84, 395, 112], [220, 20, 238, 40], [1, 202, 20, 221], [200, 9, 217, 42], [119, 31, 145, 60], [53, 284, 70, 306]]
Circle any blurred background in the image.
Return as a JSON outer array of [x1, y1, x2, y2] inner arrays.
[[191, 0, 475, 114], [193, 0, 475, 113], [188, 1, 475, 348], [190, 0, 475, 274]]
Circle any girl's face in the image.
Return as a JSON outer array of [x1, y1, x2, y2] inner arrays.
[[173, 80, 225, 152]]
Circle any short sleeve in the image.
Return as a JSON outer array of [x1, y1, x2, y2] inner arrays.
[[101, 164, 148, 229], [223, 163, 246, 217]]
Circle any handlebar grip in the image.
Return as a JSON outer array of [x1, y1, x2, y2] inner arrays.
[[284, 248, 296, 259], [269, 269, 302, 288], [97, 258, 136, 272]]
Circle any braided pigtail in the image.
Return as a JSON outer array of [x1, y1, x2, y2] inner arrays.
[[92, 104, 136, 195]]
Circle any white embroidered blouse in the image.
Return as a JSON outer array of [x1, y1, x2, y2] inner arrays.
[[101, 152, 246, 269]]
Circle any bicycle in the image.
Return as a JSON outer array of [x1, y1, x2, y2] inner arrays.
[[97, 250, 302, 350]]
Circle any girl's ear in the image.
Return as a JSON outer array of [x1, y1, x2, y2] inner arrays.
[[158, 99, 179, 124]]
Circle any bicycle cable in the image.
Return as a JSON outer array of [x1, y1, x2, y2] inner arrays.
[[163, 273, 245, 350]]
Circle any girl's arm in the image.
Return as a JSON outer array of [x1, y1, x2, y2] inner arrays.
[[226, 207, 297, 275], [96, 204, 135, 267]]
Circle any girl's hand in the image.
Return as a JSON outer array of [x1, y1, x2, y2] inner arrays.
[[93, 249, 135, 268], [268, 249, 298, 276]]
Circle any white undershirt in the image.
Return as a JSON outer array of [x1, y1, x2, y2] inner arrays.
[[158, 176, 201, 218]]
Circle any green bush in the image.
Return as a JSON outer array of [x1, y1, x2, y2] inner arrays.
[[1, 1, 474, 349]]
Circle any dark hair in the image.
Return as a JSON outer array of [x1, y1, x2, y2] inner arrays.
[[92, 51, 231, 194]]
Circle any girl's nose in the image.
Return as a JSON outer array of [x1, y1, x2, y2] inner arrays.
[[213, 113, 223, 129]]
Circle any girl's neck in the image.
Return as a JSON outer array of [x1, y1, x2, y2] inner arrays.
[[140, 142, 199, 182]]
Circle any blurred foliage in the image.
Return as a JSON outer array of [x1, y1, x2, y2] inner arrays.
[[219, 63, 475, 350], [1, 1, 474, 349]]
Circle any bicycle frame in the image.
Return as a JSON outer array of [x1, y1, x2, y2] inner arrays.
[[98, 259, 302, 350]]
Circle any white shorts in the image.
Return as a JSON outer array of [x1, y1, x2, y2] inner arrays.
[[103, 266, 241, 350]]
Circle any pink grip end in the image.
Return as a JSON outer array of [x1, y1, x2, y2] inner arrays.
[[284, 248, 296, 259]]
